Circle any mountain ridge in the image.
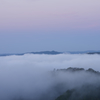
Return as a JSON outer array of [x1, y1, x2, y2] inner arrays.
[[0, 50, 100, 57]]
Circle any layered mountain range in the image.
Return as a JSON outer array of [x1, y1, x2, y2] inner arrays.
[[0, 50, 100, 56]]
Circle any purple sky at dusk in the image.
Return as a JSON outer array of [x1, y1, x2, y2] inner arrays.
[[0, 0, 100, 53]]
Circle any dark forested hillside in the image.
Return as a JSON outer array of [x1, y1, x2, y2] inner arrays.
[[55, 68, 100, 100]]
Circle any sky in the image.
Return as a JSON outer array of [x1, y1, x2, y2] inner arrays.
[[0, 0, 100, 53]]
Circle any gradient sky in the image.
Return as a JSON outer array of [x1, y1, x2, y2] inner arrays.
[[0, 0, 100, 53]]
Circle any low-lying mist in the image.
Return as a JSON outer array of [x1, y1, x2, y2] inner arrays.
[[0, 54, 100, 100]]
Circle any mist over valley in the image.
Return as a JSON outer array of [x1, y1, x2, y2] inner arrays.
[[0, 53, 100, 100]]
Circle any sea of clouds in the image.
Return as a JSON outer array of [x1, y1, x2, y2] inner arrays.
[[0, 54, 100, 100]]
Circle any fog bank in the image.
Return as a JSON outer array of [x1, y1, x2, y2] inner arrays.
[[0, 54, 100, 100]]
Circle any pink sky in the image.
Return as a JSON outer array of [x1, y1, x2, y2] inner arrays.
[[0, 0, 100, 32]]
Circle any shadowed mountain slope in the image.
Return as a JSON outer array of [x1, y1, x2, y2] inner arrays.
[[55, 67, 100, 100]]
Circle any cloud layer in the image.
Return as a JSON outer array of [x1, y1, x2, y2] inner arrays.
[[0, 54, 100, 100]]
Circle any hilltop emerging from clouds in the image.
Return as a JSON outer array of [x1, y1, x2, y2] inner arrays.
[[55, 67, 100, 100]]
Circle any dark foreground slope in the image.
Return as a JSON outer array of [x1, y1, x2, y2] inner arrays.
[[55, 68, 100, 100], [56, 85, 100, 100]]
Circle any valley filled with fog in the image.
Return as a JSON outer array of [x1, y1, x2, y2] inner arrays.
[[0, 54, 100, 100]]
